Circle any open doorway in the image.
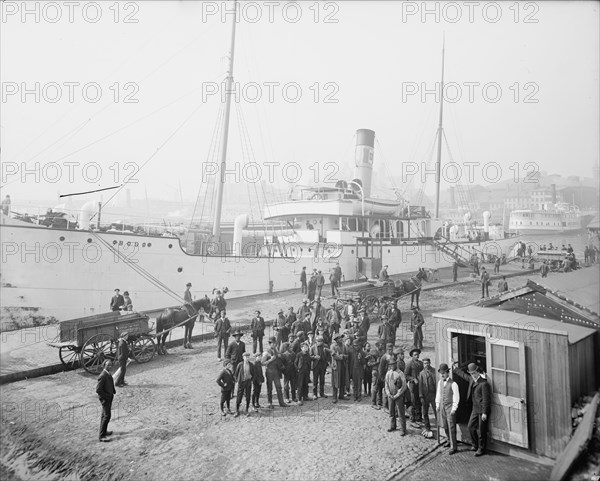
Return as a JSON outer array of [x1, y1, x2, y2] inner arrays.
[[449, 332, 487, 423]]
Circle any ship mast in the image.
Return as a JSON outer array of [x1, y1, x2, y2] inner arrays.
[[212, 0, 238, 239], [434, 37, 445, 219]]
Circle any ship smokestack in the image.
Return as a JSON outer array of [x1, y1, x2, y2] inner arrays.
[[551, 184, 557, 203], [353, 129, 375, 198]]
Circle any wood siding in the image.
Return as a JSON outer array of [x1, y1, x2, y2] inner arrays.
[[568, 335, 597, 402]]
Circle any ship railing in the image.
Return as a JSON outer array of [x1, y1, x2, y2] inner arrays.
[[5, 204, 187, 236]]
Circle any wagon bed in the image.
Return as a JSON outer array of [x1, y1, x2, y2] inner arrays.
[[49, 311, 156, 374]]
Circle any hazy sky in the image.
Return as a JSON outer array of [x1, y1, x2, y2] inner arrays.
[[1, 0, 598, 208]]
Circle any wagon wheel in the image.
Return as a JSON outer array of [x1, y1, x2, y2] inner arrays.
[[59, 345, 81, 370], [363, 296, 380, 316], [131, 334, 156, 364], [80, 334, 116, 375]]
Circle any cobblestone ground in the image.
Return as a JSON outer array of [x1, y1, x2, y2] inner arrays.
[[0, 274, 531, 480]]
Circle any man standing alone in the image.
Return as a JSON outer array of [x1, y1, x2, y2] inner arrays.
[[96, 360, 116, 442], [300, 267, 307, 294], [452, 362, 491, 456]]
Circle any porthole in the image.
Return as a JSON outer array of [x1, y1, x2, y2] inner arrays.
[[142, 243, 146, 247], [148, 243, 152, 247], [177, 267, 183, 273], [127, 242, 131, 247], [113, 240, 117, 245], [87, 238, 92, 243], [168, 244, 173, 249], [308, 248, 312, 252], [351, 250, 354, 254], [59, 236, 65, 241], [388, 249, 391, 253]]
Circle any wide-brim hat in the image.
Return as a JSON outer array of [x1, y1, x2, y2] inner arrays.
[[233, 330, 243, 337], [438, 363, 450, 373], [409, 348, 421, 357]]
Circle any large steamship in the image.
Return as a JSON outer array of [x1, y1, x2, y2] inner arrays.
[[0, 6, 518, 324]]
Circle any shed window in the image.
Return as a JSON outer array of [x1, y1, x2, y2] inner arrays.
[[490, 344, 521, 398]]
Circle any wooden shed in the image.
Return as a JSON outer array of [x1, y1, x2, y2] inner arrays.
[[432, 305, 598, 461]]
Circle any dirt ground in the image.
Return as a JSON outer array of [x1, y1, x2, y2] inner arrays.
[[0, 272, 582, 480]]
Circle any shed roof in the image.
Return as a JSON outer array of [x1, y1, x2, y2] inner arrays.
[[434, 305, 597, 344], [530, 267, 600, 317]]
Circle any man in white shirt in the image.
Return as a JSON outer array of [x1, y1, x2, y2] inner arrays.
[[435, 363, 460, 454]]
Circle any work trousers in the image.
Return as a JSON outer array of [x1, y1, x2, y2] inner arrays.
[[217, 335, 229, 359], [252, 381, 262, 406], [440, 406, 458, 450], [312, 365, 326, 397], [297, 369, 310, 401], [220, 390, 232, 411], [421, 397, 436, 430], [236, 380, 252, 412], [468, 411, 489, 452], [389, 395, 406, 433], [99, 397, 112, 439], [284, 370, 298, 401], [252, 335, 264, 354], [265, 371, 285, 406]]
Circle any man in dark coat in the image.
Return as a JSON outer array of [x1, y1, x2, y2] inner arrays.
[[115, 332, 130, 387], [300, 266, 307, 294], [452, 362, 492, 456], [251, 310, 265, 354], [251, 352, 264, 410], [348, 339, 365, 401], [234, 352, 254, 417], [405, 348, 423, 423], [110, 289, 124, 312], [225, 331, 246, 372], [262, 337, 287, 408], [96, 360, 116, 441], [216, 361, 235, 415], [295, 342, 312, 405], [310, 335, 329, 399], [418, 358, 437, 431], [410, 307, 424, 351], [214, 311, 231, 361]]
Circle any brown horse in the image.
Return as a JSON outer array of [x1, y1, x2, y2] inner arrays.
[[156, 297, 211, 354], [394, 268, 428, 308]]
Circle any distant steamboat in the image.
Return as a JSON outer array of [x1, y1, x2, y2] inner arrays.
[[509, 202, 593, 235]]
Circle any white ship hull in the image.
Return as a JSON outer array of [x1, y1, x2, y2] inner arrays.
[[0, 220, 518, 322], [508, 208, 591, 235]]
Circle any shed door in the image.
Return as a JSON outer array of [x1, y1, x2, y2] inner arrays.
[[485, 338, 528, 448]]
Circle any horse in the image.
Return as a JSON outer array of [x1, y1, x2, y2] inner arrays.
[[394, 268, 428, 309], [155, 297, 211, 354]]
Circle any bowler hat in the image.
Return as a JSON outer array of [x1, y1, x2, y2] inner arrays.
[[438, 363, 450, 373], [467, 362, 478, 374], [232, 330, 243, 337], [409, 348, 421, 357], [243, 352, 251, 357], [186, 282, 192, 287], [268, 336, 277, 343]]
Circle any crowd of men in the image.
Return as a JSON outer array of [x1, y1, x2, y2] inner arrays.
[[211, 291, 490, 457]]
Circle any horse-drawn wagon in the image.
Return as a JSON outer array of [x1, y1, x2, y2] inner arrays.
[[49, 311, 156, 374], [336, 269, 428, 313]]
